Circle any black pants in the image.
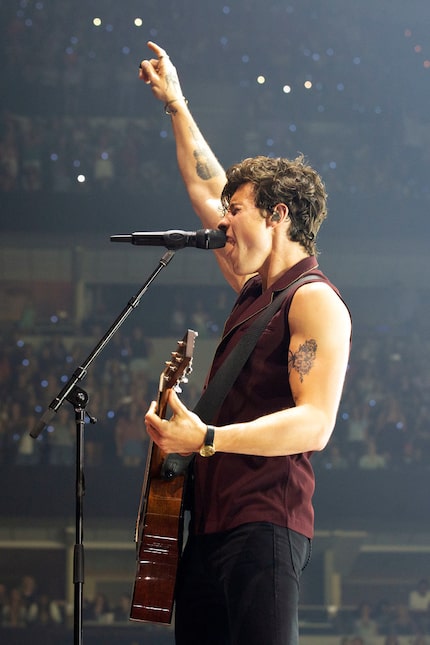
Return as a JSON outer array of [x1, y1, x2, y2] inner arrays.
[[175, 522, 311, 645]]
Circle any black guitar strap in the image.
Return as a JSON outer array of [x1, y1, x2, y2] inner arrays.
[[161, 273, 321, 479], [193, 273, 321, 424]]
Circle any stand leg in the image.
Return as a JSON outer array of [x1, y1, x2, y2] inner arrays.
[[73, 393, 87, 645]]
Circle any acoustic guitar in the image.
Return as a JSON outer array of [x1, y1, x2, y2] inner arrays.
[[130, 329, 198, 624]]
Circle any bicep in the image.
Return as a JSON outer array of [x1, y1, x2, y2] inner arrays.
[[287, 283, 351, 426]]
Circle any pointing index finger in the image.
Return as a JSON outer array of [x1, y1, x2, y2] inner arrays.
[[147, 40, 169, 60]]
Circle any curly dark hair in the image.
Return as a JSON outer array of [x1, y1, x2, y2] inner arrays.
[[220, 155, 328, 255]]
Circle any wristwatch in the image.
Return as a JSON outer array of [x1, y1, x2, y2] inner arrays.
[[199, 425, 216, 457]]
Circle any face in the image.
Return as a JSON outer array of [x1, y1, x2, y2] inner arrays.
[[218, 182, 273, 276]]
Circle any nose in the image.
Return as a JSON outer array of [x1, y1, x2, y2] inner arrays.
[[218, 209, 232, 231], [217, 215, 229, 233]]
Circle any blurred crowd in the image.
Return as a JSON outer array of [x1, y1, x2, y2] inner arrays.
[[334, 578, 430, 643], [1, 303, 430, 472], [315, 327, 430, 473], [0, 108, 427, 210], [0, 283, 235, 467], [3, 573, 430, 641], [0, 573, 134, 629], [0, 575, 65, 628], [0, 111, 177, 195], [0, 0, 429, 206]]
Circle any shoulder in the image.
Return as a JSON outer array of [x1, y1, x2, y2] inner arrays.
[[289, 279, 351, 338], [290, 278, 348, 312]]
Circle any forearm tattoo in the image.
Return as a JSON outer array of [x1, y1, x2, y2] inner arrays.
[[288, 339, 317, 383], [189, 126, 223, 181], [165, 71, 181, 97]]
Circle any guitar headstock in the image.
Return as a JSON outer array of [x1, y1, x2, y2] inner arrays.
[[158, 330, 198, 405]]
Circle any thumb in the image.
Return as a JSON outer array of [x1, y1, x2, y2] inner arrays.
[[139, 60, 156, 84]]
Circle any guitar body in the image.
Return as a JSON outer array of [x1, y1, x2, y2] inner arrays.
[[130, 443, 187, 623], [130, 330, 198, 624]]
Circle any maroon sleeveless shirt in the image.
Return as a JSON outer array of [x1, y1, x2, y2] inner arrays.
[[192, 256, 342, 538]]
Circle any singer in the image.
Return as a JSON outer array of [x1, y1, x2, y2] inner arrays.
[[139, 41, 351, 645]]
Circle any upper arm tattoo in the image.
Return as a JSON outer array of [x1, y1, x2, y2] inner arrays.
[[288, 339, 317, 383], [193, 149, 219, 180], [189, 126, 223, 181]]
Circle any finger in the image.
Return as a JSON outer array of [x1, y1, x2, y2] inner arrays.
[[147, 40, 169, 60], [167, 388, 190, 416], [138, 60, 156, 84], [145, 422, 162, 446], [145, 400, 159, 424]]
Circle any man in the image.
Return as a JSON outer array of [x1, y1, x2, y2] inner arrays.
[[140, 41, 351, 645]]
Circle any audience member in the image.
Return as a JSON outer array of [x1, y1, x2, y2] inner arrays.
[[114, 400, 148, 467], [383, 636, 400, 645], [27, 593, 64, 626], [344, 400, 370, 462], [409, 579, 430, 612], [409, 578, 430, 633], [375, 396, 408, 467], [2, 587, 28, 627], [15, 414, 43, 465], [353, 602, 378, 645], [320, 442, 349, 470], [373, 599, 395, 635], [113, 592, 130, 623], [390, 603, 417, 636], [85, 592, 112, 624], [128, 325, 153, 375], [358, 438, 386, 470], [47, 407, 74, 466]]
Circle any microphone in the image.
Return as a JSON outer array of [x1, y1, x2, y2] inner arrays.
[[110, 229, 226, 250]]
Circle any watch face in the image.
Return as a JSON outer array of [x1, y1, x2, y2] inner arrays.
[[200, 445, 216, 457]]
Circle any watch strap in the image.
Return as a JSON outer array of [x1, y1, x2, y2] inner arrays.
[[204, 425, 215, 447], [199, 425, 216, 456]]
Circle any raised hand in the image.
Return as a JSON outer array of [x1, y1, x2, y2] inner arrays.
[[139, 41, 184, 107]]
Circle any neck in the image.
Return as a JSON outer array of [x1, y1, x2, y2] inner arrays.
[[261, 247, 310, 291]]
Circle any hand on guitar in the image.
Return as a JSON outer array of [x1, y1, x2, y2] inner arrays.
[[145, 389, 207, 456]]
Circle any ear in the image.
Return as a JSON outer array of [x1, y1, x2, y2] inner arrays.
[[268, 203, 289, 226]]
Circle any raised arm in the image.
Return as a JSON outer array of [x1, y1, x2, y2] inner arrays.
[[140, 42, 241, 289]]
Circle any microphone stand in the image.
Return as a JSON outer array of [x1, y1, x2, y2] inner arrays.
[[31, 249, 176, 645]]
